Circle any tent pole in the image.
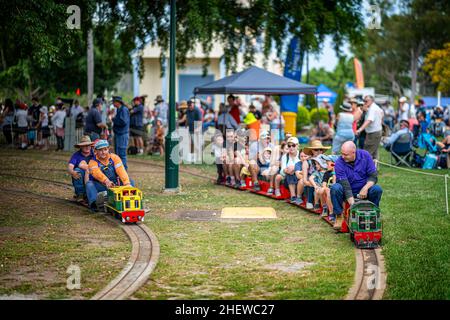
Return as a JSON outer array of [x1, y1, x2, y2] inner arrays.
[[279, 95, 282, 143]]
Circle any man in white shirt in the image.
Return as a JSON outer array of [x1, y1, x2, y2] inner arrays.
[[356, 95, 383, 160], [398, 96, 415, 121]]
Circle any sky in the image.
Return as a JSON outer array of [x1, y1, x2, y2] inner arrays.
[[308, 37, 351, 72]]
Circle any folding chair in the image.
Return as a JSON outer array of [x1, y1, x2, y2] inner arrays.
[[390, 133, 413, 167]]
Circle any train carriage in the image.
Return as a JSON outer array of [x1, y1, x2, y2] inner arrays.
[[348, 200, 382, 248]]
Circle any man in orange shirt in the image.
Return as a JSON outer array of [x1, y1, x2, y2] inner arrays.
[[86, 139, 134, 211]]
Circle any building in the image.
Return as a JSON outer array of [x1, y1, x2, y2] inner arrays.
[[135, 42, 283, 110]]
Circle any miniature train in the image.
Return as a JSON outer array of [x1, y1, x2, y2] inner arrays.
[[95, 186, 145, 223], [223, 177, 382, 249]]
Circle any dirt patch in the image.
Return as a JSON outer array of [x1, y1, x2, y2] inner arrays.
[[263, 262, 315, 273]]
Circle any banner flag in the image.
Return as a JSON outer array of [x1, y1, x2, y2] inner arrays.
[[353, 58, 365, 89], [280, 37, 304, 113]]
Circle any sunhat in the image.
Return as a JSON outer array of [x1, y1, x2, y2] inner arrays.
[[75, 135, 93, 148], [340, 102, 352, 112], [303, 140, 331, 155], [311, 156, 328, 169]]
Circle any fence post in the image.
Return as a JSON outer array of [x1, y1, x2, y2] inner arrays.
[[445, 174, 449, 215]]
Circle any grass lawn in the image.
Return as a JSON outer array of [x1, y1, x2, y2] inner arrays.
[[1, 147, 450, 299]]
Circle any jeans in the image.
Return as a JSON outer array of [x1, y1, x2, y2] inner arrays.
[[304, 186, 314, 203], [330, 183, 383, 215], [72, 168, 86, 196], [86, 179, 135, 206], [114, 133, 129, 170]]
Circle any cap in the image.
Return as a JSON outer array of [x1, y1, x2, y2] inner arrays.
[[287, 136, 299, 145], [94, 139, 109, 150]]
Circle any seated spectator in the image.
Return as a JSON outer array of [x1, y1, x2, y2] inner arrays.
[[248, 131, 274, 191], [302, 140, 331, 209], [309, 156, 328, 211], [330, 141, 383, 229], [68, 136, 94, 202], [430, 114, 446, 138], [212, 134, 225, 184], [310, 121, 333, 145], [293, 150, 309, 205], [316, 154, 338, 218], [383, 119, 413, 150], [274, 137, 300, 200], [86, 140, 134, 212]]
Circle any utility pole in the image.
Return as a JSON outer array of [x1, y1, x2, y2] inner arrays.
[[164, 0, 179, 191], [87, 28, 94, 105]]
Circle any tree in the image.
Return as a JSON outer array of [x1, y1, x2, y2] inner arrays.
[[303, 57, 355, 92], [1, 0, 367, 98], [423, 43, 450, 94]]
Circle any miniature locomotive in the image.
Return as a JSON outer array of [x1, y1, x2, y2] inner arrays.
[[105, 186, 145, 223], [347, 200, 382, 248]]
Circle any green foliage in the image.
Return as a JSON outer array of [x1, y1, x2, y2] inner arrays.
[[304, 57, 355, 92], [333, 87, 346, 116], [296, 105, 311, 129], [309, 107, 329, 124]]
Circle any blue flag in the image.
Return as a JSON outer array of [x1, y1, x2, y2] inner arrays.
[[280, 37, 304, 113]]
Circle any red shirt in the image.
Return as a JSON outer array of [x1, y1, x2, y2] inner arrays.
[[229, 105, 240, 124]]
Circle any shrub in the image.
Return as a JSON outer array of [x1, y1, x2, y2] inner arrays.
[[297, 105, 311, 129], [310, 107, 329, 124]]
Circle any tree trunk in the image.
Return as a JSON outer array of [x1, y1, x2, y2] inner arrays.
[[410, 47, 418, 105], [0, 47, 6, 71], [87, 28, 94, 104]]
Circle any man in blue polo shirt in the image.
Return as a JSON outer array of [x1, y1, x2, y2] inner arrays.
[[330, 141, 383, 229], [112, 96, 130, 169]]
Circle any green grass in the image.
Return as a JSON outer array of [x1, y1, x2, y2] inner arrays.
[[2, 147, 450, 299]]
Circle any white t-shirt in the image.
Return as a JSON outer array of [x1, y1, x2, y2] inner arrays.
[[399, 103, 410, 121], [280, 152, 300, 177], [365, 103, 383, 133], [52, 110, 66, 129], [41, 113, 48, 127], [16, 109, 28, 127]]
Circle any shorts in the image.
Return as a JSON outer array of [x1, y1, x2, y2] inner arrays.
[[130, 126, 144, 137], [284, 173, 298, 185], [41, 126, 51, 138], [16, 126, 27, 135]]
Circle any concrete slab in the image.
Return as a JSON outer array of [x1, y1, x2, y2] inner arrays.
[[221, 207, 277, 219]]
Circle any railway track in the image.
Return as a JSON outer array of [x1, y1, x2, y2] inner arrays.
[[0, 152, 386, 299], [0, 183, 160, 300]]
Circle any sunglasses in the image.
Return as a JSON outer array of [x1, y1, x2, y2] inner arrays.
[[288, 144, 297, 148]]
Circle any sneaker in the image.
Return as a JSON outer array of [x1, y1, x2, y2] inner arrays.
[[306, 202, 314, 209], [234, 181, 241, 188], [90, 203, 98, 213], [240, 180, 247, 188], [313, 203, 321, 210], [321, 206, 329, 217], [274, 189, 281, 197], [333, 215, 343, 229], [226, 177, 231, 185], [253, 182, 261, 191], [266, 188, 274, 195], [75, 194, 85, 203], [328, 213, 336, 222], [294, 197, 303, 205], [290, 196, 296, 202]]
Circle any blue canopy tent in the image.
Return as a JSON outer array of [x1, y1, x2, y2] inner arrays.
[[422, 96, 450, 108], [193, 66, 317, 141], [193, 66, 317, 96], [316, 84, 337, 105]]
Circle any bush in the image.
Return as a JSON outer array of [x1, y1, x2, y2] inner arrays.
[[297, 105, 311, 129], [310, 107, 329, 124]]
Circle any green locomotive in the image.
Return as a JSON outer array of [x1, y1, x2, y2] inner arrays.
[[348, 200, 382, 248]]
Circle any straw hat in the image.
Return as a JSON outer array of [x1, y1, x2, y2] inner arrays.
[[303, 140, 331, 155], [340, 102, 352, 112], [179, 100, 188, 109], [74, 135, 93, 148]]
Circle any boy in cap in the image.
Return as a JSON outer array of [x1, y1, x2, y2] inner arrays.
[[309, 155, 328, 211], [317, 155, 338, 218]]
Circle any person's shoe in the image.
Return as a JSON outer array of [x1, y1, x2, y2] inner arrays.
[[274, 189, 281, 197], [266, 188, 274, 195], [216, 177, 222, 185], [321, 206, 329, 217], [313, 203, 321, 210], [253, 182, 261, 191], [75, 194, 84, 203], [234, 181, 241, 188], [306, 202, 314, 209], [294, 197, 303, 205], [333, 215, 343, 229], [89, 203, 98, 213], [290, 196, 296, 202], [240, 180, 247, 188], [328, 213, 336, 222]]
